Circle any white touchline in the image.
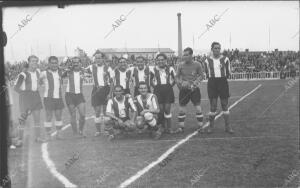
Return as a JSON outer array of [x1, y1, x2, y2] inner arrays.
[[118, 84, 262, 188], [41, 116, 95, 188]]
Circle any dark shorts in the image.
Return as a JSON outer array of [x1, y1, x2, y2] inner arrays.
[[207, 77, 230, 99], [123, 88, 131, 95], [65, 92, 85, 107], [179, 87, 201, 106], [43, 97, 65, 111], [153, 84, 175, 104], [19, 91, 43, 113], [134, 85, 151, 97], [91, 86, 110, 107]]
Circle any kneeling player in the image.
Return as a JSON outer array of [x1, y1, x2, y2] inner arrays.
[[105, 85, 137, 140], [134, 81, 162, 139]]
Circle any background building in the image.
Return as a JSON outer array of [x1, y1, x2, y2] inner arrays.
[[96, 48, 175, 59]]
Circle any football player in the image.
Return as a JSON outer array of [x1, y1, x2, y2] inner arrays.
[[132, 56, 152, 96], [151, 53, 176, 134], [173, 47, 205, 134], [204, 42, 234, 133], [14, 55, 45, 143], [62, 57, 86, 137], [40, 56, 65, 140], [85, 52, 114, 137], [105, 85, 137, 140], [112, 57, 133, 96], [134, 81, 162, 139]]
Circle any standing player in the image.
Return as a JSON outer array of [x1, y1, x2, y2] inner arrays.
[[14, 55, 45, 143], [62, 57, 86, 137], [132, 56, 152, 96], [135, 81, 162, 139], [105, 85, 137, 140], [204, 42, 234, 134], [85, 52, 114, 137], [151, 53, 176, 134], [40, 56, 64, 140], [112, 57, 133, 96], [173, 47, 205, 133]]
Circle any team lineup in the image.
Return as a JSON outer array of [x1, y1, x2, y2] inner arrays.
[[8, 42, 234, 147]]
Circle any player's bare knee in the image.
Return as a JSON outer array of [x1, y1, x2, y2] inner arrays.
[[178, 105, 186, 114], [220, 98, 229, 111]]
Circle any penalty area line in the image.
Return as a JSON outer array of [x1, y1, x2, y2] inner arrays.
[[41, 116, 94, 188], [118, 84, 262, 188]]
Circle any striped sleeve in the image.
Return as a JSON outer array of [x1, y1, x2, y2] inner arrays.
[[128, 97, 137, 112], [14, 72, 25, 93]]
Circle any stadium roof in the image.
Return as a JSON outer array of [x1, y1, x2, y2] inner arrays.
[[97, 48, 175, 53]]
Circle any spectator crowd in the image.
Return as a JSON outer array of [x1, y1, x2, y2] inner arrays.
[[5, 49, 299, 82]]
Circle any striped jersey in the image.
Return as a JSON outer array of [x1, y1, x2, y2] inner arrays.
[[64, 70, 84, 94], [40, 70, 62, 98], [106, 96, 136, 118], [132, 66, 153, 87], [134, 93, 158, 114], [87, 64, 113, 87], [151, 66, 176, 86], [14, 70, 40, 92], [204, 55, 231, 78], [112, 68, 132, 89]]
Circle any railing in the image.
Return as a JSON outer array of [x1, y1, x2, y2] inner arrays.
[[227, 71, 299, 81]]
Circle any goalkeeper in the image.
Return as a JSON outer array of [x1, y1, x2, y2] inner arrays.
[[173, 47, 205, 134]]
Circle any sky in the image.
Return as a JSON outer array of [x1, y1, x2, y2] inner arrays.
[[3, 1, 299, 62]]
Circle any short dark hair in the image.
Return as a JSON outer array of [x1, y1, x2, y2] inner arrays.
[[211, 42, 221, 49], [93, 51, 106, 59], [156, 53, 167, 60], [48, 56, 58, 63], [138, 81, 147, 88], [72, 56, 81, 63], [114, 85, 124, 91], [118, 57, 127, 62], [136, 56, 145, 61], [28, 55, 38, 62], [183, 47, 193, 55]]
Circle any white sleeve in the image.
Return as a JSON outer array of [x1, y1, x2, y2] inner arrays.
[[151, 94, 158, 110], [107, 67, 114, 78], [85, 65, 92, 73], [40, 71, 46, 79], [170, 67, 176, 76], [225, 57, 231, 74], [106, 99, 114, 114], [149, 65, 155, 73]]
